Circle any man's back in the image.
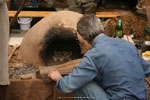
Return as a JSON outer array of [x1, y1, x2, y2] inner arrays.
[[89, 34, 148, 100]]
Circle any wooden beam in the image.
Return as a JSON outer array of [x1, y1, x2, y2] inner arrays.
[[96, 12, 120, 18], [38, 58, 81, 83], [8, 11, 54, 17], [38, 58, 81, 77], [10, 59, 81, 82], [8, 11, 120, 18]]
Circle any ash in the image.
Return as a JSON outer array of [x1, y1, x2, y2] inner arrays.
[[9, 64, 39, 77], [52, 51, 72, 62]]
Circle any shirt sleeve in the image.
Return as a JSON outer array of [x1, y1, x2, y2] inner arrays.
[[56, 55, 99, 94], [139, 57, 150, 77]]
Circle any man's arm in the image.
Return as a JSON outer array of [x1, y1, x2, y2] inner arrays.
[[48, 55, 99, 94], [139, 57, 150, 77], [123, 35, 150, 77]]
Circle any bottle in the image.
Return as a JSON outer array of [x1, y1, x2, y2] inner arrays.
[[101, 18, 105, 22], [115, 17, 123, 38]]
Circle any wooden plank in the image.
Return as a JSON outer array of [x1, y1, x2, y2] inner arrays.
[[8, 11, 120, 18], [8, 11, 54, 17], [38, 58, 81, 81], [96, 12, 120, 18], [10, 59, 81, 82]]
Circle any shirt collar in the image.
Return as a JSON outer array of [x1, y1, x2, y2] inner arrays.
[[93, 33, 107, 47]]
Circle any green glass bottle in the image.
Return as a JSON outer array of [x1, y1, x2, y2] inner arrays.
[[115, 17, 123, 38], [101, 18, 105, 22]]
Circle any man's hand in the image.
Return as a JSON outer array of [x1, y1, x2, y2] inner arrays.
[[122, 35, 135, 45], [48, 71, 62, 81]]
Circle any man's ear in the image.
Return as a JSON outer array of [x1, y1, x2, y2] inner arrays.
[[87, 40, 93, 45], [76, 33, 92, 54]]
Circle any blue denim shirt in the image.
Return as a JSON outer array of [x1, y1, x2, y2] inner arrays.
[[56, 34, 150, 100]]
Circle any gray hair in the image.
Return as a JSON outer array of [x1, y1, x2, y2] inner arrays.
[[77, 15, 104, 41]]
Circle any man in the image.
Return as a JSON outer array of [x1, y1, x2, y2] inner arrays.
[[48, 15, 150, 100], [0, 0, 10, 100]]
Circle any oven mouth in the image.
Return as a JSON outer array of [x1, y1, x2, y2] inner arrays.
[[39, 26, 83, 66]]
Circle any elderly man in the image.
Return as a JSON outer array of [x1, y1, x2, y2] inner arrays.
[[0, 0, 10, 100], [48, 15, 150, 100]]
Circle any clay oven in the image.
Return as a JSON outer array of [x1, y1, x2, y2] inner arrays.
[[18, 11, 91, 66]]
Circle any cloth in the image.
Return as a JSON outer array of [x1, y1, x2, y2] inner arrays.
[[73, 81, 109, 100], [0, 2, 10, 85], [56, 34, 150, 100]]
